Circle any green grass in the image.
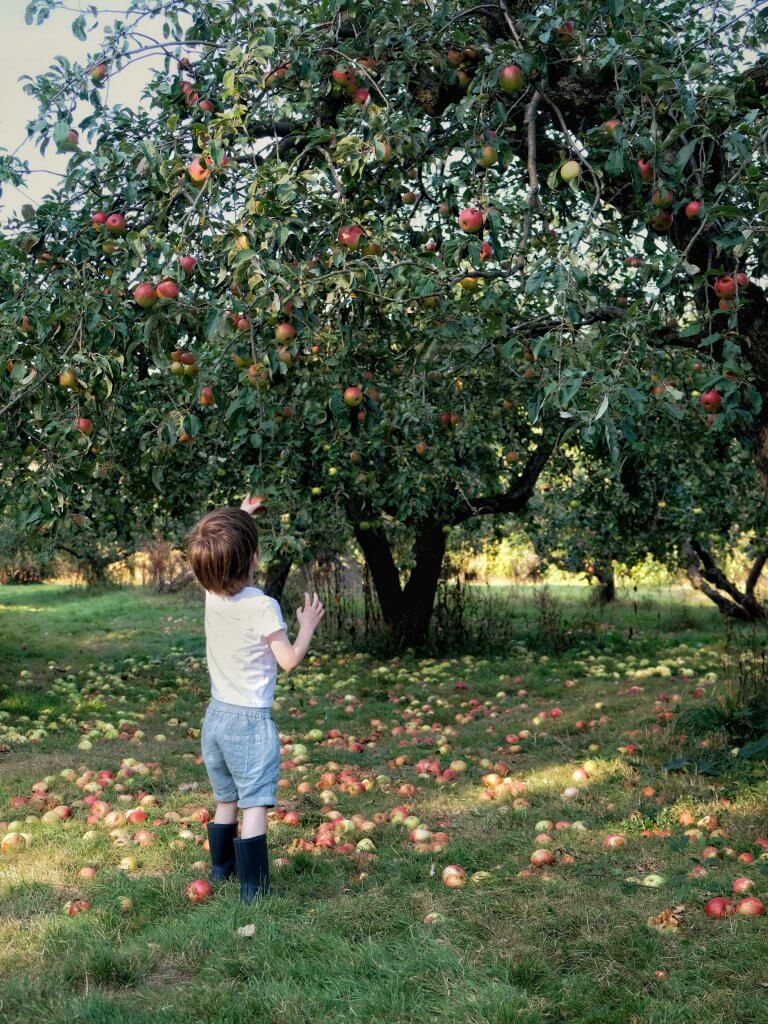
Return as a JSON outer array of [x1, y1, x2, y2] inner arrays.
[[1, 584, 767, 1024]]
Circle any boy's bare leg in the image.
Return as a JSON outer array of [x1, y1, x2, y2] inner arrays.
[[214, 800, 238, 825], [241, 806, 267, 839]]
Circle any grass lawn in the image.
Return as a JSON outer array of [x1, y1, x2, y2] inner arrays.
[[1, 583, 767, 1024]]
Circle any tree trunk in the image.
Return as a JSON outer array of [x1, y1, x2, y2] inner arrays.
[[399, 522, 447, 647], [353, 520, 446, 648], [593, 565, 616, 604], [352, 523, 404, 630], [683, 540, 767, 621], [263, 555, 293, 602]]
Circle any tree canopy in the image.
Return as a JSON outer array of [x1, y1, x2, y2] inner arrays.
[[1, 0, 767, 641]]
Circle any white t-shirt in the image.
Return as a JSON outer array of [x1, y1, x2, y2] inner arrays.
[[204, 586, 287, 707]]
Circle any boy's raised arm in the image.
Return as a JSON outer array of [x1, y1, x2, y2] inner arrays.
[[268, 592, 325, 673]]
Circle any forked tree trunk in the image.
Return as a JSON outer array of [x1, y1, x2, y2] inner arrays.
[[353, 520, 446, 647], [683, 540, 767, 621]]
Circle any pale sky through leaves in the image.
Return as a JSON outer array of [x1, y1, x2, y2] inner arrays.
[[0, 0, 158, 215]]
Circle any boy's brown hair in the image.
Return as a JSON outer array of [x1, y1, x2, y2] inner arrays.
[[186, 508, 259, 596]]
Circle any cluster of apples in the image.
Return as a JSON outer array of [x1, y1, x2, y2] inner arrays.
[[169, 349, 198, 378], [133, 278, 180, 308], [329, 57, 376, 107], [274, 804, 378, 858]]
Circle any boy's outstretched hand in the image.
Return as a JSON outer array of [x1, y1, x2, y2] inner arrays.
[[240, 495, 266, 515], [296, 592, 325, 631]]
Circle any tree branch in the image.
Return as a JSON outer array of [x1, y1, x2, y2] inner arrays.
[[452, 426, 560, 523]]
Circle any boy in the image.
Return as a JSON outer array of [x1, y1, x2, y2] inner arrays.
[[186, 497, 324, 902]]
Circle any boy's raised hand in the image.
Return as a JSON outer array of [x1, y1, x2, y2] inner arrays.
[[296, 592, 325, 630], [240, 495, 266, 516]]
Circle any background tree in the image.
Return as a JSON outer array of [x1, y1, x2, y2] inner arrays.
[[528, 411, 768, 615], [1, 0, 767, 644]]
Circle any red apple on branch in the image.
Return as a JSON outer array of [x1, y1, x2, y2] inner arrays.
[[343, 386, 363, 408], [156, 279, 180, 300], [458, 207, 484, 233], [499, 65, 524, 93], [274, 323, 296, 343], [133, 283, 158, 308], [700, 388, 722, 413], [105, 213, 126, 234], [338, 225, 364, 249]]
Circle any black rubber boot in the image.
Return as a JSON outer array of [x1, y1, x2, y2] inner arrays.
[[207, 822, 238, 882], [233, 834, 270, 902]]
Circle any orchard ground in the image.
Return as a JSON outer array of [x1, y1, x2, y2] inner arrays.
[[1, 583, 768, 1024]]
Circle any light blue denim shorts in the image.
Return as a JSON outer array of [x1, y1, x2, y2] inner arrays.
[[201, 700, 280, 808]]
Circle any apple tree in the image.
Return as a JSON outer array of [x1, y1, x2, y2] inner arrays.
[[527, 408, 768, 615], [1, 0, 768, 645]]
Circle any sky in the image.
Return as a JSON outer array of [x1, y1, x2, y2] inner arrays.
[[0, 0, 158, 215]]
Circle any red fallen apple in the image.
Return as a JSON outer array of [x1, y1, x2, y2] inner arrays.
[[337, 225, 364, 249], [637, 159, 653, 182], [77, 866, 96, 878], [704, 896, 733, 918], [441, 864, 467, 888], [64, 899, 90, 916], [732, 877, 755, 893], [275, 323, 296, 343], [91, 211, 108, 229], [499, 65, 524, 93], [530, 848, 555, 866], [185, 879, 213, 904], [106, 213, 126, 234], [180, 256, 197, 274], [736, 897, 765, 916], [603, 833, 626, 848], [343, 386, 363, 407], [458, 207, 484, 233], [75, 418, 94, 436], [685, 200, 702, 219], [156, 279, 180, 300], [283, 811, 300, 826], [133, 283, 158, 308], [700, 389, 722, 413]]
